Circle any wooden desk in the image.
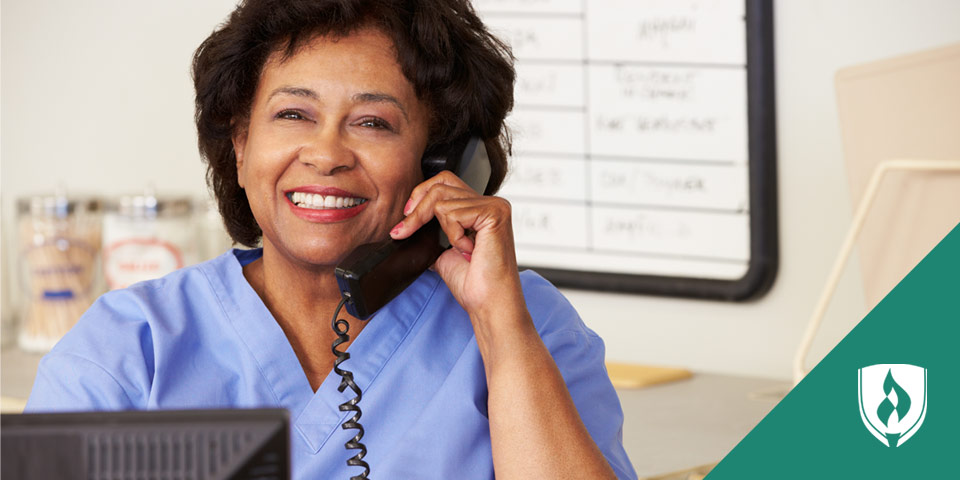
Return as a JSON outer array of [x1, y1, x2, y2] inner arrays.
[[618, 373, 785, 479], [1, 347, 43, 410], [2, 347, 785, 478]]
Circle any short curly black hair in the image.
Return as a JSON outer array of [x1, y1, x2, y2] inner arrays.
[[192, 0, 515, 247]]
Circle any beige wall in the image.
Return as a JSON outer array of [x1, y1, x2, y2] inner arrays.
[[3, 0, 959, 380]]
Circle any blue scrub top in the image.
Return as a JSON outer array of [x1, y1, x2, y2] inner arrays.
[[27, 249, 637, 479]]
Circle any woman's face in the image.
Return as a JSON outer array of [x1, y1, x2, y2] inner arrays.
[[233, 27, 430, 269]]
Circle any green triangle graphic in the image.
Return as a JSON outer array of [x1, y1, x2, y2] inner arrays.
[[707, 222, 960, 478]]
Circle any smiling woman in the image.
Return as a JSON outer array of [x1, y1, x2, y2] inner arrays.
[[232, 28, 429, 270], [24, 1, 636, 479], [233, 28, 429, 271]]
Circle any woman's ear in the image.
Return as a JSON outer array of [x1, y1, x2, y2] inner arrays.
[[232, 127, 249, 189]]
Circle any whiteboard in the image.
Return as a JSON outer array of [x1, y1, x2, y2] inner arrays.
[[474, 0, 778, 300]]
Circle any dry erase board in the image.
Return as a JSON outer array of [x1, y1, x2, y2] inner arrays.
[[475, 0, 778, 300]]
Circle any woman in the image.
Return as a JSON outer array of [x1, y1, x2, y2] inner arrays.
[[27, 0, 636, 478]]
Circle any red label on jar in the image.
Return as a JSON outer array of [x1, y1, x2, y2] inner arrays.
[[103, 238, 184, 289]]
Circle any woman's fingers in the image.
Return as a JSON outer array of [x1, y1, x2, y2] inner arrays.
[[391, 179, 476, 241], [404, 170, 473, 215], [434, 197, 520, 314], [433, 199, 502, 255], [393, 172, 521, 315], [433, 197, 517, 271], [393, 192, 508, 256], [436, 197, 512, 242], [391, 171, 520, 312]]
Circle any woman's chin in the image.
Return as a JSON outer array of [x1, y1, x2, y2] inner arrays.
[[290, 240, 381, 271], [290, 248, 349, 270], [263, 225, 392, 271]]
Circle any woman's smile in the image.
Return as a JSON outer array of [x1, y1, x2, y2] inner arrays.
[[283, 186, 370, 222]]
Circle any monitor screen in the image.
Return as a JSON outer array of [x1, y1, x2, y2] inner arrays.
[[1, 408, 289, 480]]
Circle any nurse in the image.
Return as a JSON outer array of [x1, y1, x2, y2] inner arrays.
[[27, 0, 636, 478]]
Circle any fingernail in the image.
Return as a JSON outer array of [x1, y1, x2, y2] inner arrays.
[[390, 222, 403, 236], [403, 199, 413, 215], [461, 252, 472, 262]]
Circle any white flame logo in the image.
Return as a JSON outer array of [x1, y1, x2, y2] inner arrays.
[[858, 364, 927, 447]]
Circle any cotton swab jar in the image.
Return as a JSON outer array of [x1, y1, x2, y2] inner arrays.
[[17, 195, 103, 352]]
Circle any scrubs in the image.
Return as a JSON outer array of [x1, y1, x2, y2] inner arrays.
[[27, 248, 637, 479]]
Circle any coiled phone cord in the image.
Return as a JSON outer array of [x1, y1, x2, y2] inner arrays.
[[331, 295, 370, 479]]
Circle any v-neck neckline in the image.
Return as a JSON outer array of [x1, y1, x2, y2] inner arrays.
[[204, 248, 442, 453]]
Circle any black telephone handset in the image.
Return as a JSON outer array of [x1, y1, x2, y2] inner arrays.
[[330, 137, 491, 479], [334, 137, 492, 320]]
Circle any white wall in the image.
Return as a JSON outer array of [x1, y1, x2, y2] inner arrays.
[[3, 0, 959, 380]]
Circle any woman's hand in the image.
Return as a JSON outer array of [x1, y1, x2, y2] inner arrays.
[[389, 170, 528, 328], [392, 170, 618, 479]]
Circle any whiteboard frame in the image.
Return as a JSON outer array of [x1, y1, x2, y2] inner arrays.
[[521, 0, 778, 301]]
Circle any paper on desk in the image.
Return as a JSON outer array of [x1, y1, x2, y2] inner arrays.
[[1, 396, 27, 413], [605, 363, 693, 389]]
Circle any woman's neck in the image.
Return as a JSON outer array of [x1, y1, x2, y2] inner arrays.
[[244, 245, 346, 323], [242, 242, 366, 391]]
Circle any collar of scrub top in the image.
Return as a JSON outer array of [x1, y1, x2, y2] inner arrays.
[[206, 248, 443, 453]]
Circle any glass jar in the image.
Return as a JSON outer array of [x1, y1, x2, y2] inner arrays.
[[17, 195, 103, 352], [101, 193, 197, 290]]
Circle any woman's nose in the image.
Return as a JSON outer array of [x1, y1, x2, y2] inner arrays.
[[298, 128, 357, 175]]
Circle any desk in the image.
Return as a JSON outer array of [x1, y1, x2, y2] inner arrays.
[[618, 373, 784, 479], [1, 346, 785, 478], [1, 347, 43, 409]]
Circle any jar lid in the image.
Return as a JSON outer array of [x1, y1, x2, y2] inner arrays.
[[104, 195, 193, 217], [17, 195, 102, 217]]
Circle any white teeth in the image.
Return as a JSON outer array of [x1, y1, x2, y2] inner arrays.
[[289, 192, 365, 210]]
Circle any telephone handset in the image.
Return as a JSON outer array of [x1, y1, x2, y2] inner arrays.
[[330, 137, 491, 480], [334, 136, 492, 320], [329, 137, 491, 479]]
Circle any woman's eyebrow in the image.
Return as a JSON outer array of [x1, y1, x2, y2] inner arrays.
[[268, 86, 318, 101], [267, 88, 409, 121], [352, 92, 409, 121]]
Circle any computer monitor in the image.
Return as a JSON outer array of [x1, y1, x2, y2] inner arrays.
[[1, 408, 289, 480]]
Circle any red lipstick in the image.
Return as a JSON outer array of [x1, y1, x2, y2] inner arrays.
[[283, 186, 369, 223], [285, 186, 359, 197]]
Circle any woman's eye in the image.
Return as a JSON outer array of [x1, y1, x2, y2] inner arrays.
[[357, 117, 392, 130], [276, 110, 306, 121]]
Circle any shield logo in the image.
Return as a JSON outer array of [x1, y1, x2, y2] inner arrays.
[[858, 364, 927, 447]]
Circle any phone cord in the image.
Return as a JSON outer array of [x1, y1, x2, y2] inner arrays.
[[331, 295, 370, 479]]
